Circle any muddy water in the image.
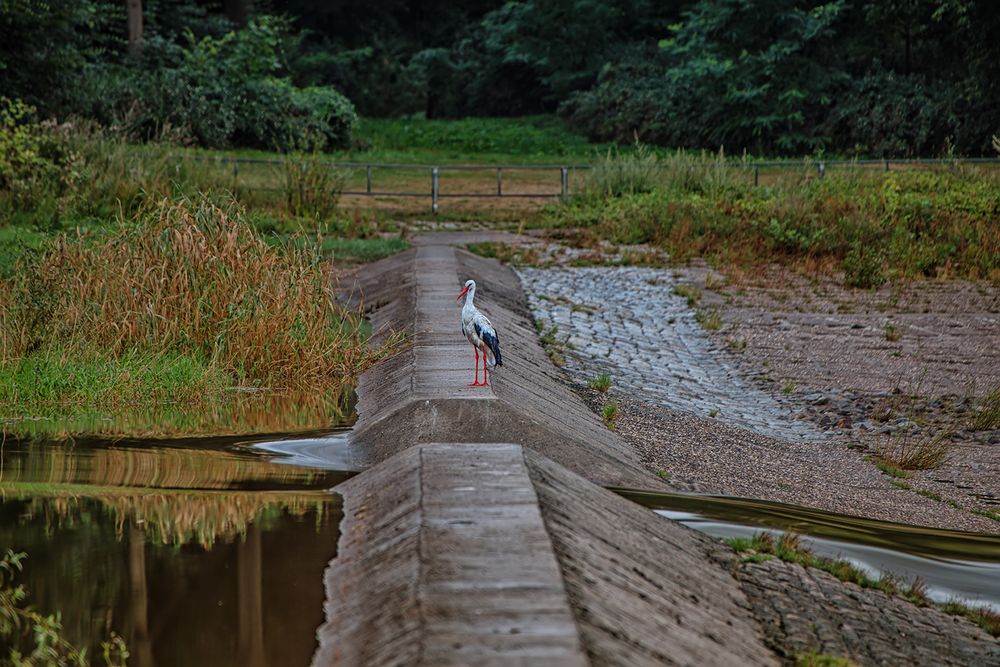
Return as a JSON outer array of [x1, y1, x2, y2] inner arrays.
[[0, 432, 357, 667], [616, 488, 1000, 611]]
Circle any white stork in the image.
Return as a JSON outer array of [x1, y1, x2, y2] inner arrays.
[[456, 279, 503, 386]]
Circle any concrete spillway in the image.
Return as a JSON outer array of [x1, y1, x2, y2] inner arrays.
[[314, 233, 999, 666]]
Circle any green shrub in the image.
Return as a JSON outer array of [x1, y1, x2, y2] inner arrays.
[[842, 241, 887, 289], [81, 18, 356, 151], [0, 99, 82, 211]]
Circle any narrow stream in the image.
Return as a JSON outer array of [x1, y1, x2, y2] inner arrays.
[[616, 488, 1000, 612]]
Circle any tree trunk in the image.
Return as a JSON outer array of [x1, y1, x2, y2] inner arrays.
[[223, 0, 252, 27], [127, 0, 143, 55]]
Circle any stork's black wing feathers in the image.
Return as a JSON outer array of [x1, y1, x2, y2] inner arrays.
[[481, 328, 503, 367]]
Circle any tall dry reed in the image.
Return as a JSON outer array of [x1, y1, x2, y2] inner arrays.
[[19, 196, 387, 389]]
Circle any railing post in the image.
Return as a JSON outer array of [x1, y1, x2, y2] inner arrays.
[[818, 163, 825, 179], [431, 167, 439, 213], [753, 166, 759, 187], [497, 168, 503, 196], [366, 165, 372, 194], [233, 159, 239, 179], [885, 160, 890, 172], [560, 167, 568, 198]]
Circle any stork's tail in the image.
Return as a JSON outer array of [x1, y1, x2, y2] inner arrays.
[[483, 331, 503, 368]]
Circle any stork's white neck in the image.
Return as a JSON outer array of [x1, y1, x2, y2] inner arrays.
[[464, 284, 476, 306]]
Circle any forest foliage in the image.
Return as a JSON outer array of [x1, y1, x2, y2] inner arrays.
[[1, 0, 998, 156]]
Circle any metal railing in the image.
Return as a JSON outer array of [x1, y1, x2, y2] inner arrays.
[[181, 153, 1000, 211], [185, 155, 575, 212]]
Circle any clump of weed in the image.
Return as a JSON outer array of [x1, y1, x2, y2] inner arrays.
[[708, 408, 720, 418], [865, 454, 911, 479], [842, 242, 886, 288], [884, 322, 901, 342], [536, 319, 570, 366], [583, 140, 659, 198], [672, 284, 702, 307], [695, 309, 722, 331], [875, 431, 950, 472], [940, 599, 1000, 637], [655, 469, 670, 480], [282, 151, 347, 219], [971, 508, 1000, 523], [795, 649, 857, 667], [781, 379, 796, 394], [466, 241, 540, 266], [971, 384, 1000, 431], [728, 532, 998, 636], [602, 398, 619, 430], [588, 372, 612, 392]]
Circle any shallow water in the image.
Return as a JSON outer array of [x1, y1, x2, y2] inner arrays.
[[0, 432, 356, 666], [616, 488, 1000, 611]]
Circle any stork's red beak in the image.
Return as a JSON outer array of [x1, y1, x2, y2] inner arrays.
[[456, 286, 470, 301]]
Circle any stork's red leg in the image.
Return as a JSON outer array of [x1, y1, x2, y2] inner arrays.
[[481, 343, 490, 386], [467, 347, 481, 386]]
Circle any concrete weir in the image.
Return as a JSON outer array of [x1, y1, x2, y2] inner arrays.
[[314, 234, 777, 665], [313, 234, 1000, 666], [342, 235, 658, 490]]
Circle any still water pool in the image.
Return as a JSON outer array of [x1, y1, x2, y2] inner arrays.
[[0, 431, 355, 666]]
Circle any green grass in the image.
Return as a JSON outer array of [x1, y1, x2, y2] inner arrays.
[[971, 508, 1000, 523], [602, 398, 619, 431], [545, 158, 1000, 284], [695, 309, 722, 331], [873, 458, 911, 479], [588, 372, 612, 392], [795, 650, 857, 667], [940, 599, 1000, 636], [351, 115, 605, 164], [727, 531, 1000, 637], [971, 384, 1000, 431], [672, 284, 702, 307], [0, 349, 229, 408]]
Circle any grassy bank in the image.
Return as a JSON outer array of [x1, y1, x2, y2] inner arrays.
[[544, 151, 1000, 286], [728, 532, 1000, 637], [0, 197, 400, 436]]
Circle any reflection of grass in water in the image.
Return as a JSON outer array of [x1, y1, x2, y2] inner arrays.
[[2, 437, 347, 547], [0, 387, 356, 440], [1, 442, 336, 489], [9, 487, 336, 549]]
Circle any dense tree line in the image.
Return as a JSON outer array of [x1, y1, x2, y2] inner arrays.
[[1, 0, 997, 155]]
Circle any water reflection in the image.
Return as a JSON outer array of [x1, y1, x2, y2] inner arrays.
[[0, 436, 352, 666], [614, 488, 1000, 611]]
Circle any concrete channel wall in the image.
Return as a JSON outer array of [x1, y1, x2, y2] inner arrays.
[[318, 234, 1000, 666]]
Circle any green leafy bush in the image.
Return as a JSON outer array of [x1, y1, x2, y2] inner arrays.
[[0, 99, 82, 211], [81, 18, 356, 151], [547, 159, 1000, 284]]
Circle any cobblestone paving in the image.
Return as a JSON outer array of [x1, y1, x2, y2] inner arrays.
[[517, 266, 820, 442]]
